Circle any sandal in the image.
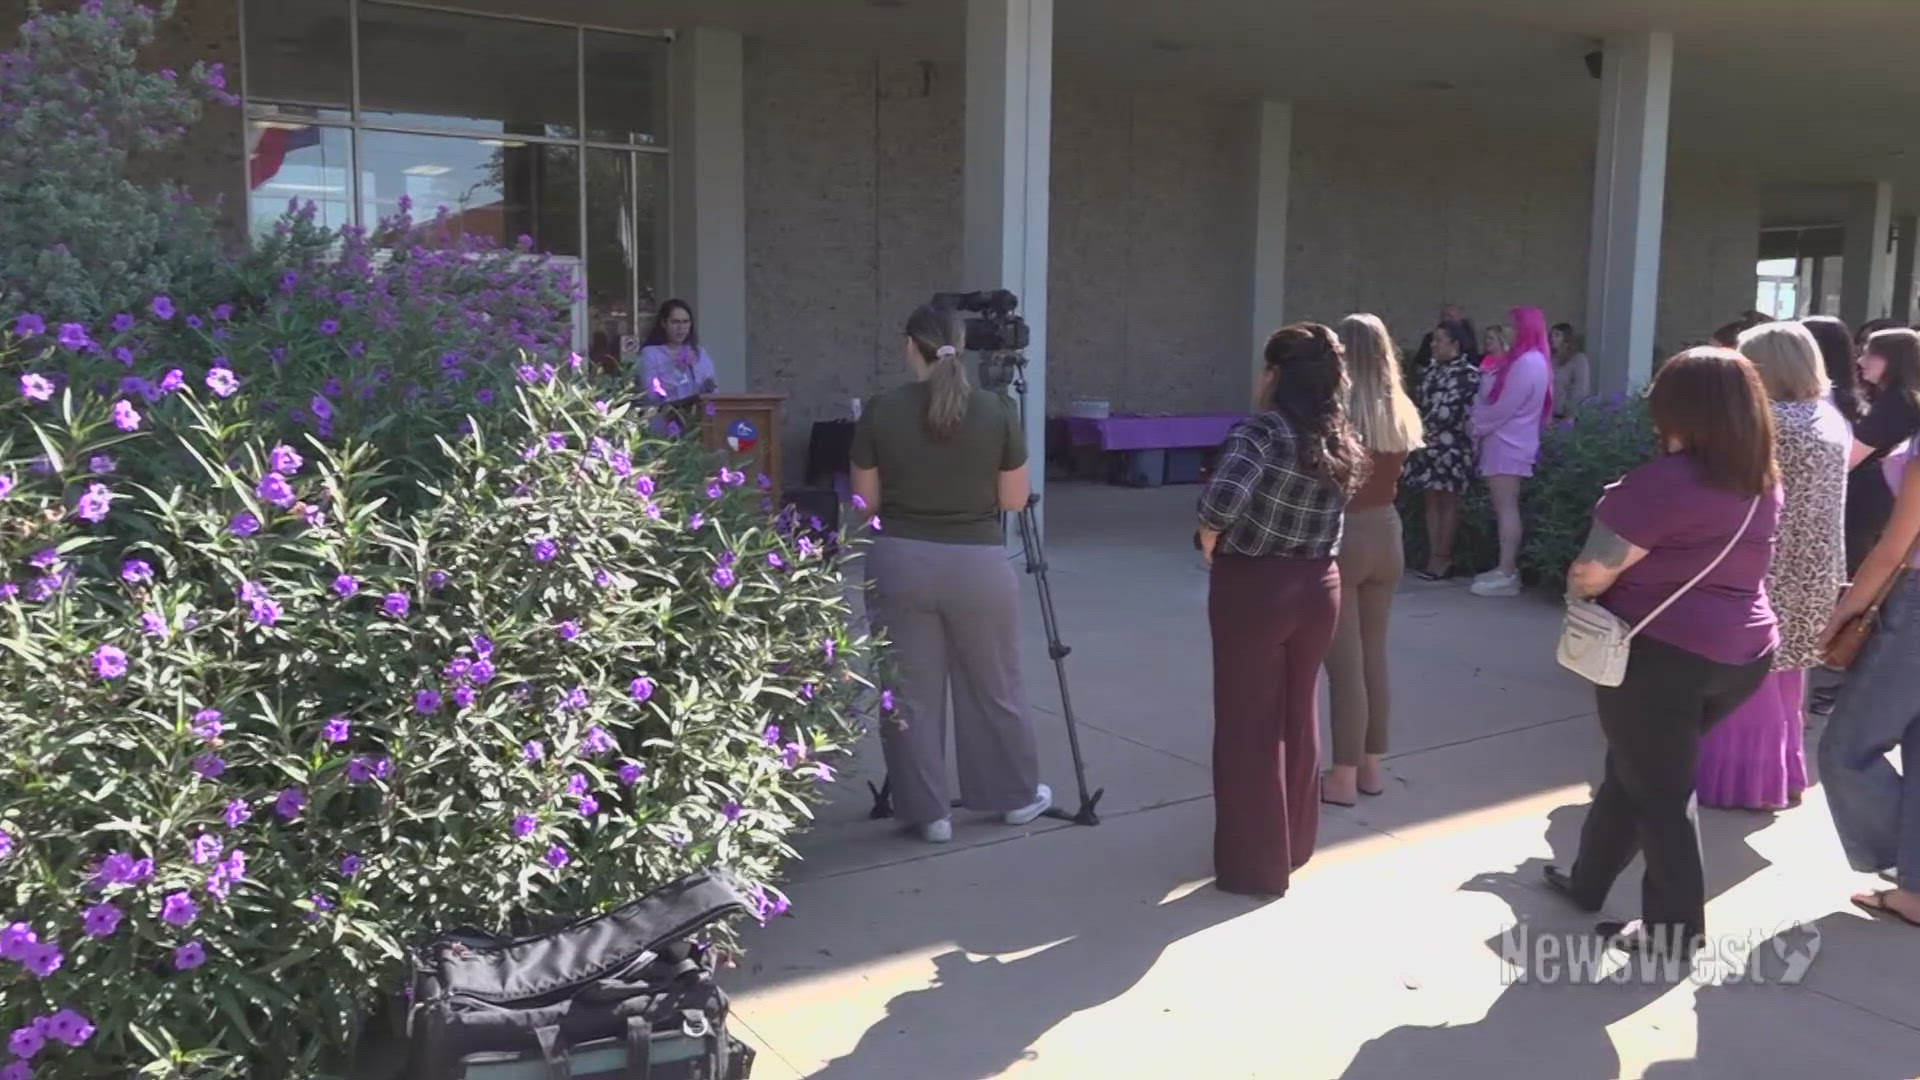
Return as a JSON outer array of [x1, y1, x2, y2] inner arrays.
[[1851, 889, 1920, 927], [1415, 568, 1450, 582]]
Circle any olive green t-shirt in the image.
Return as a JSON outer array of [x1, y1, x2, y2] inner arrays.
[[849, 383, 1027, 545]]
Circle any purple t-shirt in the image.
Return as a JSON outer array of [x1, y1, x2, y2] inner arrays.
[[1594, 453, 1781, 666]]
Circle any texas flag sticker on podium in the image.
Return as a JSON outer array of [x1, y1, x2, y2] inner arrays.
[[727, 418, 759, 454]]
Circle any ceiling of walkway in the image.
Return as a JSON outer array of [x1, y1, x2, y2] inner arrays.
[[455, 0, 1920, 213]]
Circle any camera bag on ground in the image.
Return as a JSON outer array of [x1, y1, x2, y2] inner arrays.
[[354, 869, 757, 1079]]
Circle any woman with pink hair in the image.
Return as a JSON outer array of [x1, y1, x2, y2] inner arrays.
[[1470, 306, 1554, 597]]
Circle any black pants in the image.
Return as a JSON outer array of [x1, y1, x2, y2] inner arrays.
[[1569, 635, 1770, 941]]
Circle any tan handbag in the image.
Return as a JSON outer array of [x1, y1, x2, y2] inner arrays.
[[1821, 531, 1920, 670]]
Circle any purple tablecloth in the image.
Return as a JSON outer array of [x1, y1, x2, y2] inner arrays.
[[1065, 413, 1244, 452]]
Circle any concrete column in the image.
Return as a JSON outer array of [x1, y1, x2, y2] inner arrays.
[[1584, 31, 1673, 393], [1893, 214, 1917, 324], [1250, 101, 1292, 387], [1840, 180, 1895, 329], [669, 27, 748, 393], [964, 0, 1052, 528]]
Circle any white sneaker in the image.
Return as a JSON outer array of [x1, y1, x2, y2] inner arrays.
[[1004, 784, 1052, 826], [1470, 571, 1521, 597], [919, 819, 953, 844]]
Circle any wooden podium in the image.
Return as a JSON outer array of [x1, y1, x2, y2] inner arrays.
[[702, 394, 786, 506]]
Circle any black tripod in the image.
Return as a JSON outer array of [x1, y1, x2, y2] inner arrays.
[[866, 351, 1104, 827]]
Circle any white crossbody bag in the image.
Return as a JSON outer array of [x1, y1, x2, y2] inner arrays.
[[1556, 497, 1759, 687]]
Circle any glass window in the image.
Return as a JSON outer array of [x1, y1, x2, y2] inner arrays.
[[243, 0, 351, 111], [359, 131, 580, 256], [358, 3, 578, 139], [583, 151, 668, 367], [585, 31, 670, 147], [247, 121, 353, 238]]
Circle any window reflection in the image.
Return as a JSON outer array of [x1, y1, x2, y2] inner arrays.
[[359, 131, 580, 256], [243, 0, 350, 110], [359, 2, 578, 139], [585, 151, 668, 369], [248, 121, 353, 237], [585, 31, 669, 146]]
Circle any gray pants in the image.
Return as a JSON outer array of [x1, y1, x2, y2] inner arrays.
[[866, 536, 1041, 825], [1820, 576, 1920, 891]]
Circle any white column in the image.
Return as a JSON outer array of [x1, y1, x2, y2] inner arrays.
[[1584, 31, 1673, 393], [964, 0, 1052, 532], [1250, 101, 1292, 386], [669, 27, 748, 393], [1841, 180, 1895, 328]]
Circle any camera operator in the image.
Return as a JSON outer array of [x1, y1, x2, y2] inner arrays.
[[850, 302, 1052, 844]]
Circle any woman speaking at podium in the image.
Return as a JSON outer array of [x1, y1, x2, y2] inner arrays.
[[850, 302, 1052, 844], [639, 299, 717, 406]]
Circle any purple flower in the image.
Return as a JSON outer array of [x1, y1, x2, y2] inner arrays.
[[340, 854, 363, 877], [159, 368, 185, 394], [82, 901, 122, 939], [318, 318, 341, 335], [92, 644, 128, 680], [0, 474, 13, 498], [151, 295, 176, 320], [764, 725, 783, 747], [206, 367, 239, 398], [346, 756, 381, 784], [471, 659, 496, 685], [309, 394, 334, 420], [113, 399, 141, 431], [160, 891, 198, 927], [22, 942, 62, 978], [192, 710, 223, 740], [322, 716, 350, 743], [650, 377, 667, 398], [473, 634, 495, 657], [566, 773, 590, 797], [57, 322, 91, 350], [545, 845, 571, 869], [557, 620, 580, 641], [524, 740, 546, 763], [630, 676, 655, 703], [30, 549, 62, 572], [269, 444, 304, 474], [618, 761, 643, 786], [782, 742, 807, 769], [706, 482, 724, 500], [190, 833, 222, 865], [768, 552, 786, 570], [723, 799, 744, 822], [8, 1025, 44, 1060], [90, 453, 117, 474], [0, 923, 35, 961], [13, 313, 45, 337], [46, 1009, 93, 1049], [531, 538, 559, 563], [0, 1058, 26, 1078], [114, 345, 135, 366], [869, 516, 883, 532], [512, 814, 538, 838], [852, 494, 868, 512], [333, 574, 359, 598], [578, 795, 600, 817], [881, 689, 897, 713], [18, 373, 51, 402], [174, 941, 207, 970], [275, 787, 307, 820], [689, 513, 705, 531], [213, 303, 234, 322], [563, 686, 589, 711], [0, 831, 10, 860], [635, 475, 656, 498], [801, 682, 817, 701], [583, 725, 615, 755], [453, 685, 476, 709], [89, 852, 153, 890], [110, 312, 135, 334], [383, 592, 411, 618], [75, 483, 112, 522], [824, 638, 837, 661], [230, 511, 261, 537], [546, 432, 567, 451], [257, 472, 296, 508], [224, 798, 252, 828], [415, 688, 442, 714], [429, 570, 450, 591], [815, 763, 837, 784], [193, 753, 226, 779]]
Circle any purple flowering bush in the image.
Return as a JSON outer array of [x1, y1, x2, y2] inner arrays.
[[0, 338, 875, 1075]]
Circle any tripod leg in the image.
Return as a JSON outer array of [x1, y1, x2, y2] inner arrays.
[[1017, 502, 1103, 826]]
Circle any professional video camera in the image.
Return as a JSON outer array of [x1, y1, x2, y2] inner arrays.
[[931, 290, 1029, 391]]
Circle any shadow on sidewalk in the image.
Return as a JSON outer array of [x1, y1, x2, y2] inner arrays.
[[802, 882, 1250, 1080], [1338, 800, 1779, 1079]]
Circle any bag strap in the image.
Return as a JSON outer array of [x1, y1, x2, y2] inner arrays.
[[623, 1017, 652, 1080], [1624, 496, 1760, 640], [1858, 529, 1920, 618]]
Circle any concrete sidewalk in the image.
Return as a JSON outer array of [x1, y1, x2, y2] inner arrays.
[[724, 483, 1920, 1079]]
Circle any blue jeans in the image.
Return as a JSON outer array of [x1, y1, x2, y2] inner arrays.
[[1819, 576, 1920, 891]]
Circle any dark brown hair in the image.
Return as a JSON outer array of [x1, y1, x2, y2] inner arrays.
[[1262, 322, 1365, 493], [1647, 347, 1778, 496], [1863, 327, 1920, 422], [642, 299, 697, 349], [1801, 315, 1861, 420]]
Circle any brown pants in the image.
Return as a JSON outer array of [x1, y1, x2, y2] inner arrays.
[[1326, 506, 1404, 766], [1209, 554, 1341, 896], [866, 537, 1042, 826]]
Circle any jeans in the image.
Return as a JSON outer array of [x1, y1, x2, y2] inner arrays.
[[1819, 577, 1920, 892]]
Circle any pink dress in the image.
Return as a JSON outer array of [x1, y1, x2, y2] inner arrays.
[[1470, 350, 1550, 478]]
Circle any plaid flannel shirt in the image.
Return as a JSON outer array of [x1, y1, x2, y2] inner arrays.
[[1197, 412, 1348, 558]]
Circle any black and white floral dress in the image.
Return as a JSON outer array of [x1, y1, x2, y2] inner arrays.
[[1404, 357, 1482, 493]]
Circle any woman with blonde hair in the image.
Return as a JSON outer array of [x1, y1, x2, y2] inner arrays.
[[1322, 315, 1425, 805], [1694, 322, 1848, 809], [851, 302, 1050, 844]]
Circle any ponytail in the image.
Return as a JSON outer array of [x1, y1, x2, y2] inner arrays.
[[906, 304, 971, 439]]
